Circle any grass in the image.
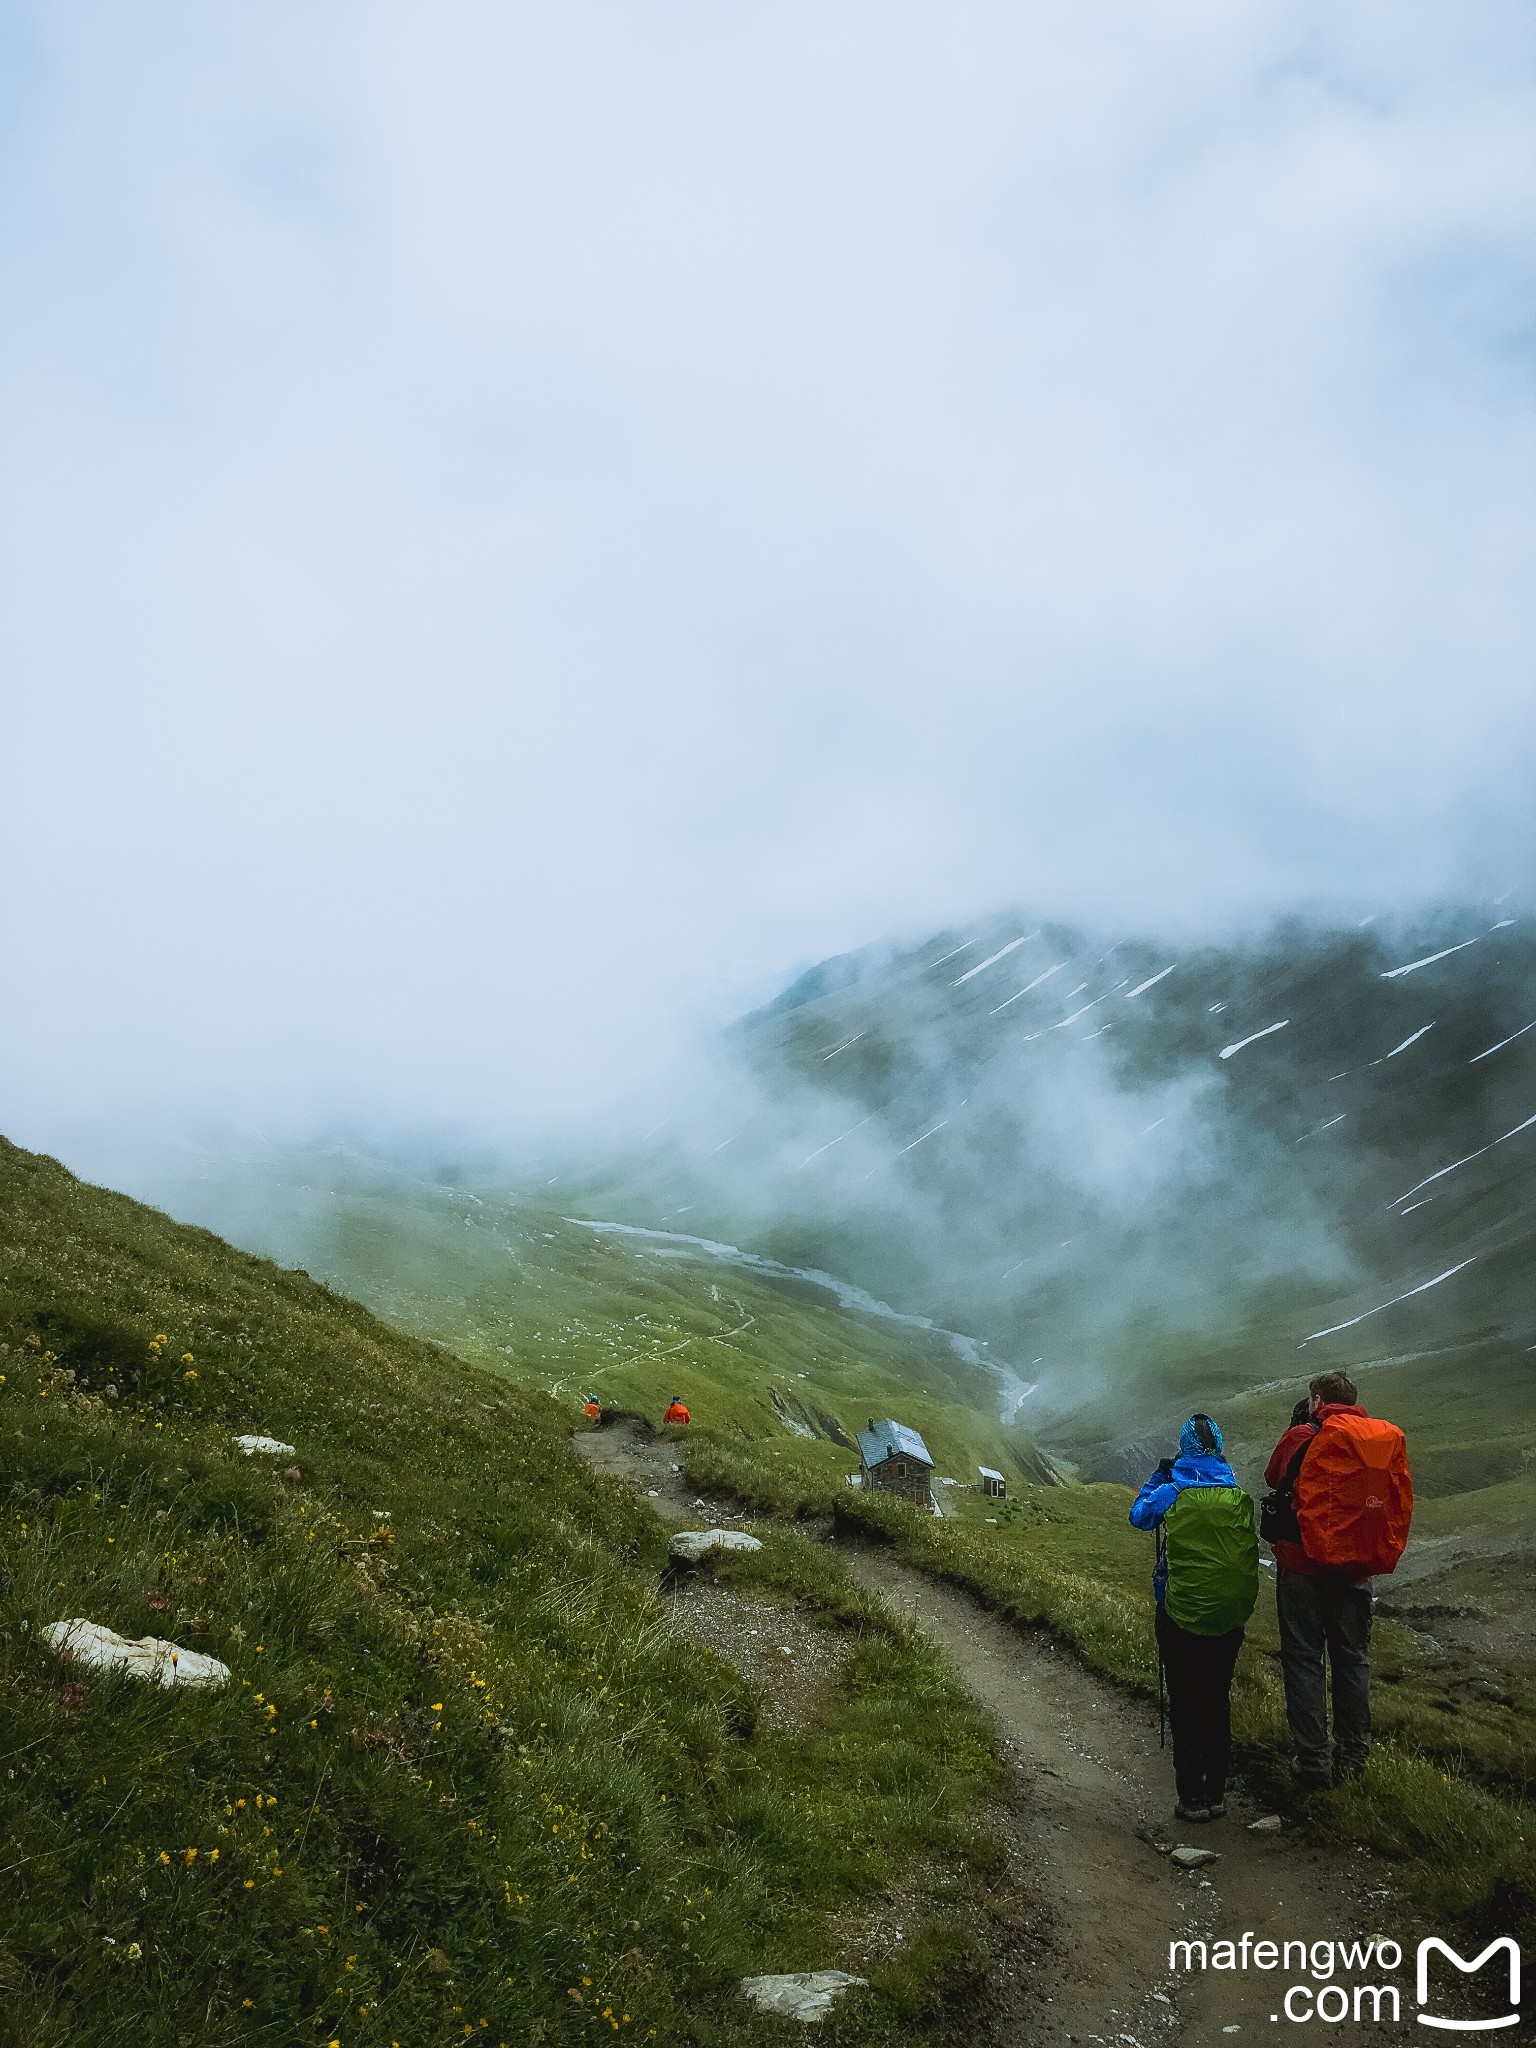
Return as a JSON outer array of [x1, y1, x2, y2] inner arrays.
[[675, 1427, 860, 1520], [0, 1138, 1004, 2045]]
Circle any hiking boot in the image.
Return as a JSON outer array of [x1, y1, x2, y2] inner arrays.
[[1174, 1800, 1209, 1823], [1290, 1759, 1331, 1793], [1205, 1799, 1228, 1820]]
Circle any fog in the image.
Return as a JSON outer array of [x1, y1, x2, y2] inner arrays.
[[2, 3, 1533, 1180], [97, 902, 1534, 1445]]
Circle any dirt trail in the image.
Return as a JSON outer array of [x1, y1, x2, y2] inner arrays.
[[839, 1548, 1406, 2044], [576, 1422, 1410, 2045], [574, 1417, 709, 1524]]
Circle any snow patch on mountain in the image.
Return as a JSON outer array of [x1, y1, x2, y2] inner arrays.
[[1219, 1020, 1289, 1059]]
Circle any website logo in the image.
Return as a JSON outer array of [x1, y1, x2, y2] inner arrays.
[[1417, 1937, 1521, 2032]]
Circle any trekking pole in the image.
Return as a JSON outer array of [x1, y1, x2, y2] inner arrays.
[[1156, 1525, 1167, 1750]]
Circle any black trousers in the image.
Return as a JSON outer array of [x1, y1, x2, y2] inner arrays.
[[1156, 1606, 1244, 1806], [1275, 1569, 1372, 1778]]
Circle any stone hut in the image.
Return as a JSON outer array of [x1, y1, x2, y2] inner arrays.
[[978, 1465, 1007, 1500], [856, 1418, 935, 1509]]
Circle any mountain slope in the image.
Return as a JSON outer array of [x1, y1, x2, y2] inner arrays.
[[0, 1138, 999, 2045], [567, 906, 1534, 1474]]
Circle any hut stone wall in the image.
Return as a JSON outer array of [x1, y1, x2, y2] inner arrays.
[[862, 1453, 934, 1508]]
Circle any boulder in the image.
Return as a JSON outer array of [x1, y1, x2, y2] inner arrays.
[[41, 1619, 231, 1689], [1169, 1844, 1221, 1870], [233, 1434, 296, 1456], [739, 1971, 868, 2023], [669, 1529, 763, 1564], [1248, 1814, 1283, 1834]]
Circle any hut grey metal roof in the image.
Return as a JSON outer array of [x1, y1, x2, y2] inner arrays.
[[977, 1466, 1007, 1485], [857, 1418, 934, 1469]]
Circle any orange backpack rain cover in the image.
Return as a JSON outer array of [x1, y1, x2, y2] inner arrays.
[[1294, 1413, 1413, 1576]]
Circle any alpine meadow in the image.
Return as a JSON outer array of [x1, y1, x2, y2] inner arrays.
[[3, 3, 1535, 2042]]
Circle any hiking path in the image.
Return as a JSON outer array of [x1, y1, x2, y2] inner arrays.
[[575, 1419, 1409, 2045]]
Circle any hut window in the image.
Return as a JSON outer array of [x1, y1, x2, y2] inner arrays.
[[893, 1461, 905, 1477]]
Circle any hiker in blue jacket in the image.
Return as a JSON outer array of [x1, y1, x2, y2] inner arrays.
[[1130, 1415, 1259, 1823]]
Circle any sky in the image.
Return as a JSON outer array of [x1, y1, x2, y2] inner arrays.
[[2, 1, 1533, 1154]]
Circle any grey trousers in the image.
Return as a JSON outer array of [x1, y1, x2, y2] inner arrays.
[[1275, 1569, 1373, 1777]]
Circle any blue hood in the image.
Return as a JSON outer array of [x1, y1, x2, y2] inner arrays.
[[1180, 1415, 1224, 1458]]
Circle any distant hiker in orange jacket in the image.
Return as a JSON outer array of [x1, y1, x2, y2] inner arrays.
[[662, 1397, 690, 1426], [1261, 1369, 1412, 1788], [583, 1396, 601, 1422]]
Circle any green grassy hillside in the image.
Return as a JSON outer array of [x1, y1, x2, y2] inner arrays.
[[112, 1147, 1042, 1499], [0, 1138, 1006, 2046]]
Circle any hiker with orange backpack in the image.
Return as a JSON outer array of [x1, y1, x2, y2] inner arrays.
[[1260, 1368, 1413, 1789], [1129, 1414, 1259, 1822]]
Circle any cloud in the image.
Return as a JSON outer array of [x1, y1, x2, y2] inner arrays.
[[1, 1, 1532, 1152]]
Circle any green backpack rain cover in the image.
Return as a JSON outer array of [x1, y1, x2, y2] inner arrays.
[[1163, 1485, 1260, 1636]]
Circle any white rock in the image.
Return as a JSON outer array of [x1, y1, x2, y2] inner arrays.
[[1169, 1845, 1221, 1870], [669, 1529, 764, 1564], [739, 1971, 868, 2023], [42, 1619, 231, 1690], [1248, 1814, 1283, 1834], [233, 1434, 296, 1457]]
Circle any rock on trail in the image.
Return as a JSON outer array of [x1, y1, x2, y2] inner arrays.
[[739, 1970, 869, 2022], [669, 1528, 764, 1563], [1169, 1845, 1221, 1870]]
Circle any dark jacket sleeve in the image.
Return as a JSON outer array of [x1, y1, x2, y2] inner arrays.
[[1265, 1422, 1312, 1488]]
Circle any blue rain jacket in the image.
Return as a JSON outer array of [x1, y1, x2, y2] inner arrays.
[[1129, 1451, 1242, 1602]]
